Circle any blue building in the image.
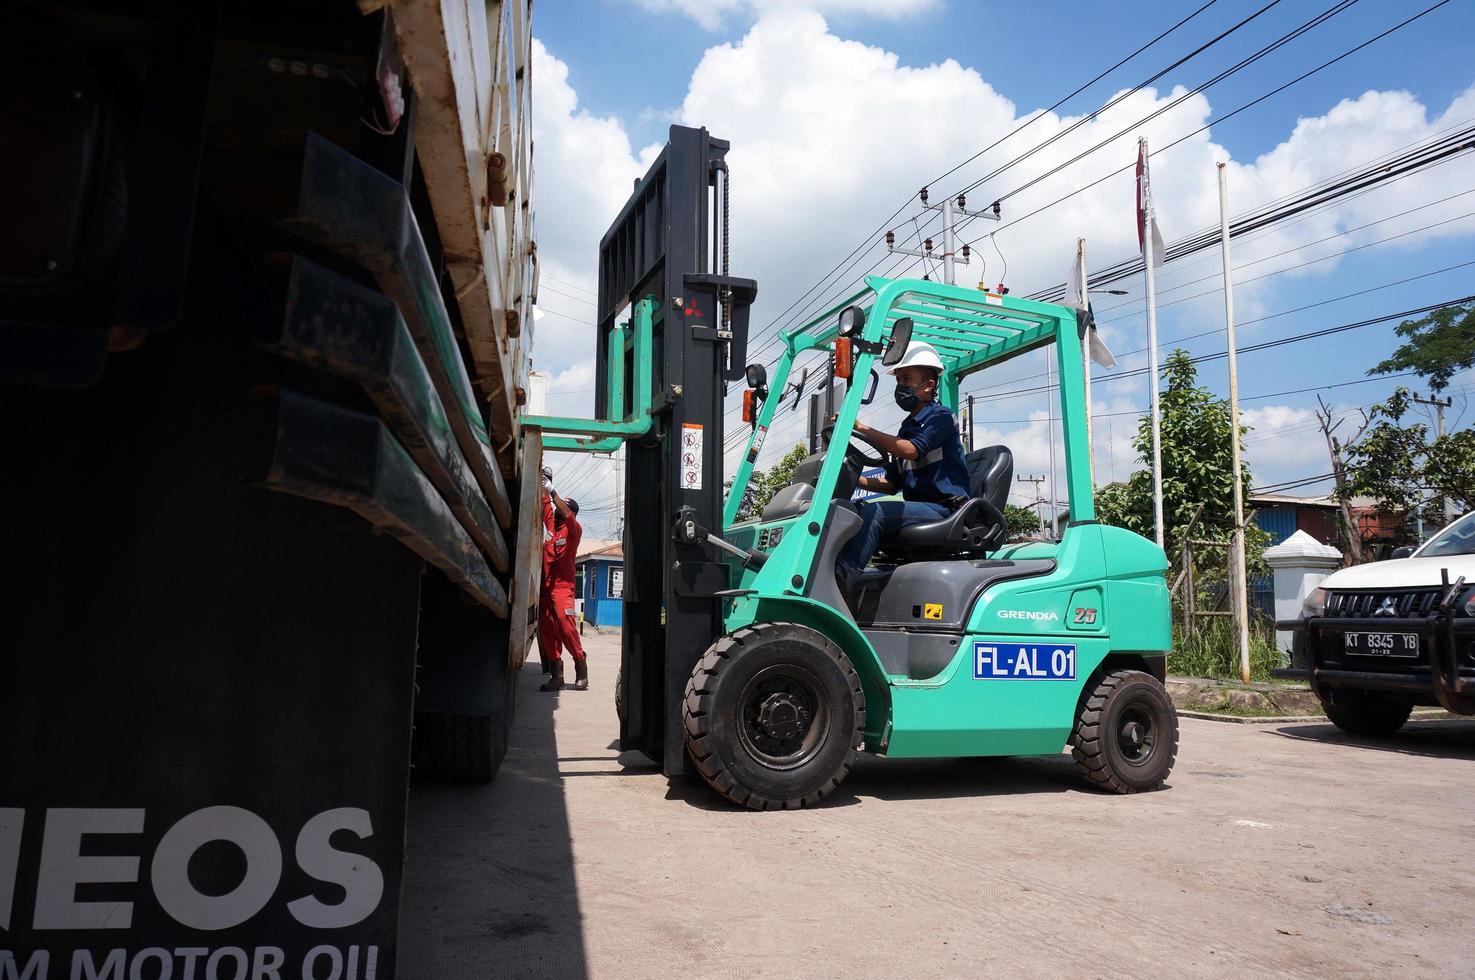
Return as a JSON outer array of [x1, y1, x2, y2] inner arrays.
[[577, 542, 624, 628]]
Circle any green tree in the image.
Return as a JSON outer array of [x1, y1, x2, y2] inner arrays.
[[1426, 429, 1475, 514], [1335, 388, 1475, 524], [1370, 301, 1475, 393], [1004, 503, 1041, 541], [1333, 389, 1428, 514], [1095, 350, 1257, 556], [727, 443, 811, 521]]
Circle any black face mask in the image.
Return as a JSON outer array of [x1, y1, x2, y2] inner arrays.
[[894, 383, 921, 411]]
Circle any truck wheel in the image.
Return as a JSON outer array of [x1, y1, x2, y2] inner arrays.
[[683, 623, 865, 810], [417, 711, 503, 783], [1071, 669, 1178, 794], [1323, 691, 1412, 735]]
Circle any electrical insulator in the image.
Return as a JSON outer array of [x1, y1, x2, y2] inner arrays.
[[992, 201, 1001, 217], [961, 244, 970, 260], [885, 230, 895, 247], [924, 238, 933, 252], [919, 187, 929, 204], [957, 194, 967, 210]]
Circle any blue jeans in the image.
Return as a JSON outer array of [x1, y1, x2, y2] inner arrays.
[[837, 499, 951, 575]]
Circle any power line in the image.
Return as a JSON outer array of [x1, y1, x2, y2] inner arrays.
[[957, 0, 1459, 256], [731, 0, 1248, 370], [724, 2, 1453, 451]]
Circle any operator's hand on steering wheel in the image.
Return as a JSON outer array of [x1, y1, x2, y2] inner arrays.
[[821, 418, 889, 469]]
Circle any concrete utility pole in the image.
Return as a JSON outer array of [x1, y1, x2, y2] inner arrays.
[[1412, 392, 1454, 526], [1218, 163, 1252, 685], [1138, 138, 1166, 550], [887, 188, 1000, 285], [1017, 473, 1046, 537]]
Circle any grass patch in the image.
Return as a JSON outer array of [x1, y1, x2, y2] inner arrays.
[[1169, 618, 1286, 683]]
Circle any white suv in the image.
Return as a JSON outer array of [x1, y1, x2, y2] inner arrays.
[[1275, 511, 1475, 733]]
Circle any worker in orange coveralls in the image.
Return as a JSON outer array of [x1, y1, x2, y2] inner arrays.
[[538, 482, 587, 692]]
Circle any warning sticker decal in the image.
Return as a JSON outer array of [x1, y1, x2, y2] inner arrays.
[[680, 423, 704, 490]]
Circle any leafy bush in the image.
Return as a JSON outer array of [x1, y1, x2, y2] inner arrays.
[[1168, 618, 1286, 682]]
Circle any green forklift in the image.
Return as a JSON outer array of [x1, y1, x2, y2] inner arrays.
[[524, 126, 1177, 809]]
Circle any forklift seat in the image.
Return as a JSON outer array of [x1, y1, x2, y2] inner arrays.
[[885, 445, 1012, 560]]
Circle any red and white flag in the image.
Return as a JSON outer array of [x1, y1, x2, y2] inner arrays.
[[1136, 138, 1167, 268]]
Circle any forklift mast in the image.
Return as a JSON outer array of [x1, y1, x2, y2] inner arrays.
[[598, 126, 757, 775]]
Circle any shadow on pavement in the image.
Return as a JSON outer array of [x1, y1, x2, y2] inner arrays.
[[1268, 718, 1475, 760], [399, 664, 590, 980], [659, 752, 1090, 811], [834, 753, 1086, 803]]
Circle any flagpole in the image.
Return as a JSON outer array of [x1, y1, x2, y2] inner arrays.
[[1078, 238, 1093, 487], [1218, 162, 1252, 684], [1140, 137, 1165, 550]]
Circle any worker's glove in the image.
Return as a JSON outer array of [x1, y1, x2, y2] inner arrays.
[[541, 466, 553, 484]]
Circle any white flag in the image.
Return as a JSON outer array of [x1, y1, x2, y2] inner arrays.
[[1064, 253, 1117, 369], [1136, 139, 1167, 268]]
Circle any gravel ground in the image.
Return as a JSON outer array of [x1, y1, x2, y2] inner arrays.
[[400, 631, 1475, 979]]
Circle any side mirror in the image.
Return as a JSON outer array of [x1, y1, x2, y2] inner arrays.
[[1390, 545, 1416, 559], [882, 317, 913, 367], [745, 363, 767, 389], [790, 367, 809, 411]]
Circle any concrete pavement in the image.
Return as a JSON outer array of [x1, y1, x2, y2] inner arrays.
[[400, 630, 1475, 978]]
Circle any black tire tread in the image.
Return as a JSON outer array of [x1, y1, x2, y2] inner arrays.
[[417, 711, 502, 783], [682, 623, 866, 811], [1323, 695, 1412, 736], [1069, 668, 1178, 794]]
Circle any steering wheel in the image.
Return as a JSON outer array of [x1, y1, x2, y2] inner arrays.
[[821, 420, 889, 469]]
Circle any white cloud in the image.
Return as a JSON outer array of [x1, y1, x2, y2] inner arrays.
[[628, 0, 938, 31], [529, 12, 1475, 506]]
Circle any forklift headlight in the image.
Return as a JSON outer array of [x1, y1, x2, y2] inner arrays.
[[745, 363, 767, 389], [1301, 587, 1327, 620], [837, 305, 865, 337]]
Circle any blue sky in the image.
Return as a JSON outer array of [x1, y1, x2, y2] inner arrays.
[[530, 0, 1475, 538]]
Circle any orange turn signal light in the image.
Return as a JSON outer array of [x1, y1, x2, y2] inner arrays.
[[835, 337, 853, 380], [742, 388, 756, 423]]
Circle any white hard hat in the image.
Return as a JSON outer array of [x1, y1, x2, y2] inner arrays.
[[885, 340, 945, 376]]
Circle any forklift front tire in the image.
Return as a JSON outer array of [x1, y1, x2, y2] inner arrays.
[[683, 623, 865, 810], [1322, 690, 1412, 736], [1070, 669, 1178, 794]]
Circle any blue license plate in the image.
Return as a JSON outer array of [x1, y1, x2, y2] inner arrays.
[[972, 641, 1077, 680]]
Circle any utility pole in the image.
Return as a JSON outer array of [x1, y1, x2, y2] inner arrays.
[[1137, 137, 1166, 550], [1412, 392, 1454, 527], [1217, 163, 1251, 684], [611, 449, 624, 540], [887, 188, 1000, 285], [1017, 473, 1046, 537], [965, 394, 976, 453]]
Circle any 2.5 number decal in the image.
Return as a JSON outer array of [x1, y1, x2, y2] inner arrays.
[[1073, 607, 1098, 625]]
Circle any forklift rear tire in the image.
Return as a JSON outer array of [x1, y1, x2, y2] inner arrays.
[[683, 623, 865, 810], [1070, 669, 1178, 794], [1322, 691, 1412, 735]]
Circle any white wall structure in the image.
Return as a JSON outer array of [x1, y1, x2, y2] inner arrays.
[[1264, 530, 1343, 653]]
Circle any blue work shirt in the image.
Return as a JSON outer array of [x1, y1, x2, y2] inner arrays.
[[883, 399, 969, 507]]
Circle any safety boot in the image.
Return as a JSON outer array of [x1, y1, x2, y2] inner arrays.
[[539, 660, 565, 692], [572, 659, 589, 691]]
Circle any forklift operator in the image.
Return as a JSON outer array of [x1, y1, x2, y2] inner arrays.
[[836, 341, 968, 582]]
